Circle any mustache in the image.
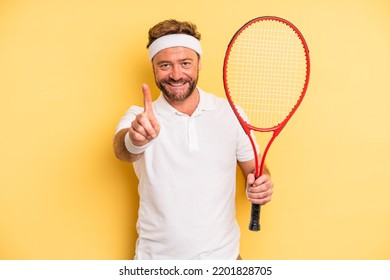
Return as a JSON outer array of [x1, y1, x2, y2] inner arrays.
[[160, 78, 191, 84]]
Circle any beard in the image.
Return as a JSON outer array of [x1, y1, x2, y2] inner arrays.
[[156, 75, 198, 102]]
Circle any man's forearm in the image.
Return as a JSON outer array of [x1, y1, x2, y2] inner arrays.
[[238, 159, 271, 179], [113, 129, 143, 162]]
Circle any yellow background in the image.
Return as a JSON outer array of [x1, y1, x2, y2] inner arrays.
[[1, 0, 389, 259]]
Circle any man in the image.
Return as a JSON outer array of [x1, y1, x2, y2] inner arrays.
[[113, 19, 273, 260]]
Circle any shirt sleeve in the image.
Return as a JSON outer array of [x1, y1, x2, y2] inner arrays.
[[115, 105, 143, 134]]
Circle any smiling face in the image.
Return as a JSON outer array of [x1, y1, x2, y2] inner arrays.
[[152, 46, 201, 104]]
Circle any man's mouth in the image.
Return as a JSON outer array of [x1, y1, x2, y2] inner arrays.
[[159, 77, 196, 102], [164, 80, 188, 90], [166, 80, 187, 86]]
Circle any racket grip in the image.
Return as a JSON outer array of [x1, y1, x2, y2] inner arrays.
[[249, 203, 261, 231]]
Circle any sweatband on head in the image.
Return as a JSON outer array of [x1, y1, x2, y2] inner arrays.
[[148, 34, 202, 61]]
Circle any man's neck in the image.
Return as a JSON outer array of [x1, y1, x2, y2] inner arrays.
[[164, 88, 200, 116]]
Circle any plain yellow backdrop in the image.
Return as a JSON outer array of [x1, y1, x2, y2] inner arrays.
[[1, 0, 389, 259]]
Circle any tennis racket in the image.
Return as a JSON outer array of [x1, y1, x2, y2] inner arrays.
[[223, 16, 310, 231]]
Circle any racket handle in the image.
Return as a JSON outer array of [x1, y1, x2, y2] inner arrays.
[[249, 203, 261, 231]]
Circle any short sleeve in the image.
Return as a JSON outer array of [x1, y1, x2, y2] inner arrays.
[[115, 106, 143, 133]]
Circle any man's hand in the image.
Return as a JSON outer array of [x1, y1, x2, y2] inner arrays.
[[128, 84, 160, 147], [246, 173, 273, 205]]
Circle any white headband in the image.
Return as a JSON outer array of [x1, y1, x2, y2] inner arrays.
[[148, 34, 202, 61]]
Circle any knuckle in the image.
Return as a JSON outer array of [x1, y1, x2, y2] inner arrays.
[[136, 112, 148, 123]]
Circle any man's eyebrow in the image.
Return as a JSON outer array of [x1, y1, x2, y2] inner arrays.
[[156, 58, 194, 65], [156, 59, 171, 64]]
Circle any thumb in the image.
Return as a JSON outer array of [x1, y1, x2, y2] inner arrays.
[[247, 172, 255, 186]]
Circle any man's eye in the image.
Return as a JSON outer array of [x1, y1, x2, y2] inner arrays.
[[160, 63, 171, 69], [182, 61, 191, 68]]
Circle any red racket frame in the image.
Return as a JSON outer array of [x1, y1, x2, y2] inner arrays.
[[223, 16, 311, 231]]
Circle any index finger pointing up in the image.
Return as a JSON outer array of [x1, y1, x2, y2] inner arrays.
[[142, 83, 154, 116]]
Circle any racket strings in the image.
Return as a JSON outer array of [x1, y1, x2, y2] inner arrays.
[[226, 20, 308, 129]]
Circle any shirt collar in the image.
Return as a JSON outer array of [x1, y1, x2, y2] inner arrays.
[[154, 87, 217, 116]]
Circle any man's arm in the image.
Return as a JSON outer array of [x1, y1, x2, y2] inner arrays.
[[238, 159, 273, 205], [113, 84, 160, 163], [238, 159, 271, 179], [113, 128, 143, 162]]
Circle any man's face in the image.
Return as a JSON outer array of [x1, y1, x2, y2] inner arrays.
[[152, 47, 201, 103]]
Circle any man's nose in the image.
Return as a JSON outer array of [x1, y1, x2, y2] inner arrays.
[[169, 64, 182, 80]]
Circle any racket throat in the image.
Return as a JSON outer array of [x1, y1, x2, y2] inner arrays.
[[255, 131, 278, 178]]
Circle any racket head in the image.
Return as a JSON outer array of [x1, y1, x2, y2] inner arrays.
[[223, 16, 310, 134], [223, 17, 310, 231]]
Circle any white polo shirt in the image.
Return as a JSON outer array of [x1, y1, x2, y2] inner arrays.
[[116, 88, 254, 259]]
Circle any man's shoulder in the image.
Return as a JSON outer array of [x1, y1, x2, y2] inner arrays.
[[198, 88, 230, 108]]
